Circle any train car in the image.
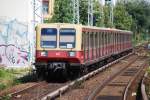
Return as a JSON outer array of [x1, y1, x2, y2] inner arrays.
[[35, 23, 133, 78]]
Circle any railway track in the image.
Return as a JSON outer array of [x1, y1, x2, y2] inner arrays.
[[88, 56, 148, 100], [10, 81, 68, 100]]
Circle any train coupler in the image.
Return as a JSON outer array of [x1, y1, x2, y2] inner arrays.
[[48, 62, 67, 73]]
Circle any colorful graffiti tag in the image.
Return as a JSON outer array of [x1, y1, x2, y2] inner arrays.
[[0, 45, 28, 66], [0, 19, 29, 67]]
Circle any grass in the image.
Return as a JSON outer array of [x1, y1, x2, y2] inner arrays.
[[71, 80, 84, 89], [0, 67, 33, 91], [0, 68, 21, 91]]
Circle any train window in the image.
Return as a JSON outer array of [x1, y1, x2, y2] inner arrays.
[[41, 28, 57, 48], [59, 28, 76, 49]]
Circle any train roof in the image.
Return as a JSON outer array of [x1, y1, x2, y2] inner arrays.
[[37, 23, 133, 34]]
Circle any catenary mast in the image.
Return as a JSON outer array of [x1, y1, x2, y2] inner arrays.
[[88, 0, 93, 26], [72, 0, 80, 24]]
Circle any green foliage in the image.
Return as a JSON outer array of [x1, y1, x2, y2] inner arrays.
[[114, 3, 132, 30], [0, 69, 13, 90], [48, 0, 73, 23], [72, 80, 84, 89], [0, 68, 21, 91], [0, 83, 6, 90], [0, 94, 11, 100], [0, 69, 13, 79], [147, 67, 150, 75], [103, 5, 113, 27], [125, 0, 150, 43], [79, 0, 88, 25], [93, 0, 104, 27]]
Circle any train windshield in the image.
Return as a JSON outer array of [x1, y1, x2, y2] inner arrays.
[[59, 28, 76, 49], [41, 28, 57, 48]]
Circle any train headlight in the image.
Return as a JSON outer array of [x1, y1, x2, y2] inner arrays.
[[69, 51, 75, 57], [41, 51, 47, 57]]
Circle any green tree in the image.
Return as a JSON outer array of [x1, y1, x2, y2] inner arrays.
[[93, 0, 104, 27], [125, 0, 150, 41], [79, 0, 88, 25], [114, 3, 133, 30], [47, 0, 73, 23]]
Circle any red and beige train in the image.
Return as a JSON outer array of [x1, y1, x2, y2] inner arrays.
[[35, 23, 133, 78]]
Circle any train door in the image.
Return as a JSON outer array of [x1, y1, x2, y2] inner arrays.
[[122, 34, 123, 51], [116, 33, 118, 53], [120, 34, 122, 51], [126, 34, 127, 49], [103, 32, 105, 56], [87, 32, 90, 61], [120, 34, 122, 52], [82, 32, 85, 62], [93, 32, 96, 59], [106, 32, 108, 56], [99, 32, 102, 57], [110, 33, 112, 55], [112, 33, 114, 54], [107, 32, 109, 55], [123, 34, 125, 50], [111, 32, 114, 54], [89, 32, 93, 60], [121, 34, 122, 52], [114, 33, 116, 53], [97, 32, 100, 58], [113, 32, 115, 54], [104, 32, 106, 56], [118, 33, 120, 53], [95, 32, 98, 59], [102, 32, 105, 57], [108, 33, 110, 54], [128, 34, 132, 48], [87, 32, 89, 61]]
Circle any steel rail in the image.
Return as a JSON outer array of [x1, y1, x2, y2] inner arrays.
[[10, 82, 43, 97], [87, 53, 137, 100], [141, 72, 149, 100], [123, 60, 148, 100]]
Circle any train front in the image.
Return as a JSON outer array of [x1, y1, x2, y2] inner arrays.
[[35, 23, 83, 78]]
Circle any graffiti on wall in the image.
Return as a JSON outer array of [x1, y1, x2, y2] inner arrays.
[[0, 19, 29, 66]]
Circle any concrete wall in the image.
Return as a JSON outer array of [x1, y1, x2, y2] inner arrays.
[[0, 0, 28, 22], [0, 0, 42, 67]]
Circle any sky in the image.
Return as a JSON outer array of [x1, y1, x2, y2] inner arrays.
[[99, 0, 117, 6]]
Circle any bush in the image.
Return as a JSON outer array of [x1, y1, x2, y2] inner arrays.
[[0, 83, 6, 90], [0, 68, 20, 91]]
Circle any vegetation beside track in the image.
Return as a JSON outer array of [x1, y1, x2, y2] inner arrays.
[[0, 67, 33, 91], [0, 68, 20, 91]]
